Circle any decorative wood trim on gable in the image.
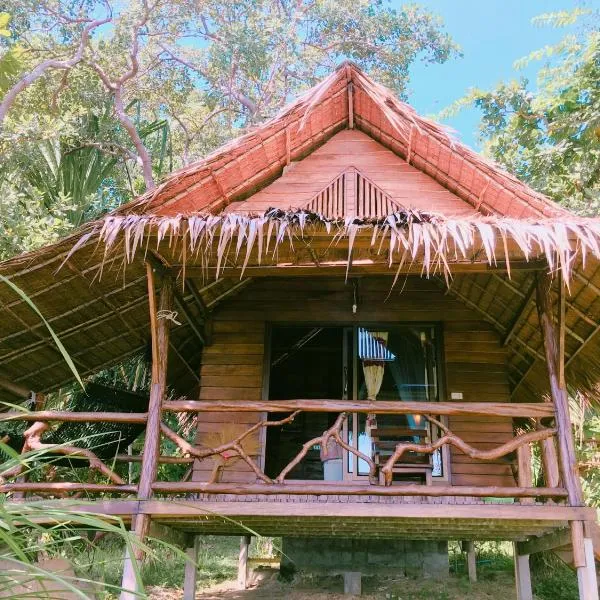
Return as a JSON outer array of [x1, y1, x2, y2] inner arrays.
[[303, 167, 405, 218]]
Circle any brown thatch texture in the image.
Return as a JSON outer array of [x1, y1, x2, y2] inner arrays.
[[116, 62, 567, 220]]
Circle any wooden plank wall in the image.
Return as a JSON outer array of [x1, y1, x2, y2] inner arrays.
[[192, 277, 515, 487]]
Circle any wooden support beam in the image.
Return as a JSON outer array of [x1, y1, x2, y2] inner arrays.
[[572, 520, 586, 569], [513, 544, 533, 600], [238, 535, 251, 590], [183, 537, 200, 600], [540, 434, 561, 489], [173, 291, 205, 345], [535, 271, 584, 507], [0, 482, 136, 494], [462, 541, 477, 583], [347, 81, 354, 129], [581, 538, 600, 600], [175, 260, 548, 279], [0, 376, 31, 399], [186, 279, 209, 320], [503, 279, 536, 346], [517, 528, 571, 556], [121, 264, 174, 600], [163, 399, 555, 418], [344, 572, 361, 595]]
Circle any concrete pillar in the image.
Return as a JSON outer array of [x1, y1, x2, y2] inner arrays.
[[513, 543, 533, 600], [576, 538, 599, 600], [343, 571, 361, 595]]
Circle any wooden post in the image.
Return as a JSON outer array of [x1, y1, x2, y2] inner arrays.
[[536, 272, 595, 600], [513, 544, 533, 600], [183, 537, 200, 600], [535, 271, 583, 506], [462, 541, 477, 583], [120, 265, 173, 600], [517, 444, 534, 505], [347, 81, 354, 129], [238, 535, 251, 590]]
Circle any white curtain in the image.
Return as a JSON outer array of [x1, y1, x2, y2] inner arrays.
[[362, 331, 388, 434], [362, 331, 388, 400]]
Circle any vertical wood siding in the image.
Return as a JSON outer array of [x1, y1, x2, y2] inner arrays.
[[192, 277, 515, 487]]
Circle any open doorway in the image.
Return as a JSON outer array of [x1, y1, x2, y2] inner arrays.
[[265, 326, 344, 480]]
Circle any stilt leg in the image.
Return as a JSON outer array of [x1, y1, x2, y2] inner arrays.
[[120, 539, 141, 600], [183, 537, 200, 600], [573, 523, 599, 600], [513, 543, 533, 600], [238, 535, 251, 590]]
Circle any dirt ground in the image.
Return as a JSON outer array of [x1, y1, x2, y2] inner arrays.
[[148, 568, 518, 600]]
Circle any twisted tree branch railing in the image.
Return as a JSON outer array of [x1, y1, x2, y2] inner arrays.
[[380, 416, 557, 486], [0, 402, 565, 502], [275, 412, 376, 482], [1, 421, 125, 485]]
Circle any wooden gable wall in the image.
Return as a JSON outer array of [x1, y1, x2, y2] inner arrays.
[[192, 277, 515, 488], [226, 130, 477, 217]]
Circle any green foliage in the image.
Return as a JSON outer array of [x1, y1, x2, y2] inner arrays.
[[446, 10, 600, 215], [531, 551, 579, 600]]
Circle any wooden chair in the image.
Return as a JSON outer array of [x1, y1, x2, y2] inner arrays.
[[370, 425, 433, 485]]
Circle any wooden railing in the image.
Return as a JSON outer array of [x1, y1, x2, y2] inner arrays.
[[0, 399, 567, 503]]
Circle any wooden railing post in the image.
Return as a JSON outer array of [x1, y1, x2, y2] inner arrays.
[[120, 264, 173, 600], [517, 444, 534, 505]]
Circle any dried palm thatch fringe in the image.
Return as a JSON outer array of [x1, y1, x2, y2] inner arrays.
[[68, 208, 600, 286]]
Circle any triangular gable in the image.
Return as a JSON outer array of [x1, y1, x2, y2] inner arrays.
[[226, 130, 476, 218], [119, 62, 568, 220]]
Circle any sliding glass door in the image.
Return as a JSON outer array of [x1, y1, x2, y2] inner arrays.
[[265, 323, 442, 482], [346, 326, 440, 480]]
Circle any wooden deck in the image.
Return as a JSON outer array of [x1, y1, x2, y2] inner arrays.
[[18, 497, 594, 542]]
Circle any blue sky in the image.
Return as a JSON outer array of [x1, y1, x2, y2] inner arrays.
[[399, 0, 588, 148]]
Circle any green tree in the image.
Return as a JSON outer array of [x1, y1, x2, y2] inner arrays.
[[444, 8, 599, 215], [0, 1, 459, 260]]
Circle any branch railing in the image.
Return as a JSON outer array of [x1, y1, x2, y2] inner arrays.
[[0, 400, 567, 502]]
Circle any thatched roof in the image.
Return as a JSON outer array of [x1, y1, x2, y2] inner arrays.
[[2, 62, 600, 408]]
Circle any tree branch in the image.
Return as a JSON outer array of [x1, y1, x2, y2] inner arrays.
[[0, 16, 111, 126]]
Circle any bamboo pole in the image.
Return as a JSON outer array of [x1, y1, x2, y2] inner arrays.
[[151, 482, 567, 498], [0, 411, 147, 423], [121, 264, 173, 600], [0, 482, 136, 494]]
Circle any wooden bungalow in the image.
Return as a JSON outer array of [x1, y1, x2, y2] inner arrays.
[[1, 62, 599, 598]]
